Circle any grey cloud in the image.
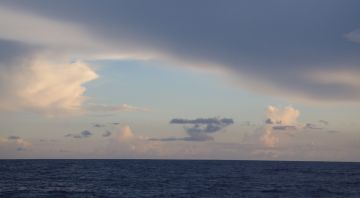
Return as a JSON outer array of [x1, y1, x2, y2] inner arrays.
[[111, 122, 120, 125], [318, 120, 329, 125], [170, 118, 234, 125], [327, 130, 339, 133], [8, 135, 21, 140], [149, 134, 214, 142], [265, 119, 282, 125], [65, 130, 92, 139], [265, 119, 273, 125], [81, 130, 92, 137], [93, 124, 105, 128], [16, 147, 26, 151], [304, 123, 322, 130], [149, 137, 178, 141], [241, 121, 254, 127], [272, 125, 297, 131], [151, 117, 233, 142], [102, 130, 112, 137], [2, 1, 360, 102], [171, 118, 234, 133]]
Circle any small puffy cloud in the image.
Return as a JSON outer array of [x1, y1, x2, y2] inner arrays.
[[266, 106, 300, 126], [65, 130, 93, 139], [102, 130, 112, 137], [151, 117, 234, 142]]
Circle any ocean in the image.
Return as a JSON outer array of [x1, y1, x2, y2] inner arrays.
[[1, 160, 360, 197]]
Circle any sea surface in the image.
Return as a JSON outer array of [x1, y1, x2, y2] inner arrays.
[[1, 160, 360, 197]]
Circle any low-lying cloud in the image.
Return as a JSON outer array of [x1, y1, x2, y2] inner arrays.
[[102, 130, 112, 137], [151, 117, 234, 142], [65, 130, 93, 139]]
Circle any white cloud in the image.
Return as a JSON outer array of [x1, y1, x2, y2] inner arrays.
[[266, 105, 300, 125], [261, 127, 279, 148], [0, 55, 98, 116], [261, 105, 301, 148], [117, 125, 136, 141]]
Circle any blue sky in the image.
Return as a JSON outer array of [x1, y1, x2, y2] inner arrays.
[[0, 1, 360, 160]]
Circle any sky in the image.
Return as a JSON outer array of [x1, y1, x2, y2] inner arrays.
[[0, 0, 360, 161]]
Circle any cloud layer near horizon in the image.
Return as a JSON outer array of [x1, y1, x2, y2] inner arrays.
[[151, 117, 234, 141]]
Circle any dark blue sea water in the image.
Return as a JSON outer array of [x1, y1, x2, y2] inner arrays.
[[1, 160, 360, 197]]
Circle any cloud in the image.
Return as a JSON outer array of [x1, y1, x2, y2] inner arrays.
[[318, 120, 329, 125], [272, 125, 297, 131], [0, 6, 140, 116], [0, 6, 101, 50], [65, 130, 93, 139], [261, 127, 279, 148], [266, 106, 300, 126], [8, 136, 21, 140], [118, 125, 136, 141], [16, 147, 26, 152], [0, 52, 98, 116], [261, 106, 301, 147], [102, 130, 112, 137], [151, 117, 233, 142], [93, 124, 105, 128], [265, 119, 274, 125], [3, 135, 32, 149], [240, 121, 256, 127], [170, 118, 234, 133], [1, 1, 359, 102], [149, 135, 214, 142], [327, 130, 339, 133], [304, 123, 322, 130], [86, 104, 149, 113], [345, 28, 360, 44]]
